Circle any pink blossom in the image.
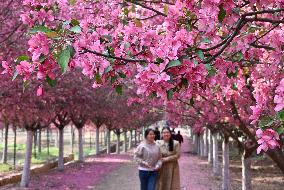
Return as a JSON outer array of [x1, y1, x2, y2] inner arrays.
[[256, 128, 280, 154], [16, 61, 35, 81], [28, 32, 50, 61], [274, 78, 284, 111], [37, 57, 56, 80], [37, 86, 43, 96], [1, 61, 12, 75]]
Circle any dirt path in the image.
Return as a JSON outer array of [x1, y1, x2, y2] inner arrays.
[[0, 136, 219, 190], [92, 137, 220, 190]]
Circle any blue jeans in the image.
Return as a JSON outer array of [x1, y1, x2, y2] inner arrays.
[[139, 170, 158, 190]]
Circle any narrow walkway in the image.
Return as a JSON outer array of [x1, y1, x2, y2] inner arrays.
[[1, 137, 219, 190], [92, 137, 219, 190]]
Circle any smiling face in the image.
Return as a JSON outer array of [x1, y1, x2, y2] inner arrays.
[[146, 130, 155, 143], [162, 128, 171, 141]]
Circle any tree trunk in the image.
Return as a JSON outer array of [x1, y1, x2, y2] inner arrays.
[[192, 134, 198, 154], [1, 123, 9, 164], [266, 149, 284, 174], [242, 150, 252, 190], [203, 129, 208, 157], [213, 133, 220, 175], [33, 130, 37, 158], [70, 126, 74, 153], [46, 128, 50, 157], [222, 136, 230, 190], [55, 129, 59, 148], [106, 129, 111, 154], [78, 127, 84, 162], [20, 130, 33, 187], [188, 128, 192, 139], [13, 128, 17, 169], [137, 132, 141, 142], [134, 130, 137, 145], [200, 134, 204, 157], [104, 130, 107, 146], [37, 129, 42, 154], [58, 128, 64, 171], [89, 130, 92, 149], [95, 127, 100, 155], [128, 130, 132, 149], [123, 131, 127, 152], [208, 130, 213, 164], [197, 135, 201, 156], [116, 132, 120, 154], [1, 128, 3, 142]]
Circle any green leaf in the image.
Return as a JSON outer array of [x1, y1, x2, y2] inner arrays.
[[151, 92, 157, 98], [12, 72, 18, 81], [70, 25, 81, 33], [166, 60, 181, 69], [118, 72, 126, 78], [231, 83, 238, 91], [71, 19, 80, 26], [110, 75, 118, 84], [205, 64, 216, 76], [226, 67, 239, 78], [16, 55, 29, 62], [259, 116, 274, 129], [155, 57, 164, 64], [69, 0, 76, 5], [115, 85, 123, 95], [104, 65, 112, 74], [39, 55, 46, 63], [95, 72, 102, 84], [277, 109, 284, 121], [218, 4, 226, 23], [29, 26, 52, 34], [124, 42, 131, 49], [164, 5, 169, 15], [276, 127, 284, 135], [201, 37, 211, 44], [232, 52, 243, 62], [181, 78, 189, 88], [196, 50, 205, 61], [67, 45, 75, 58], [46, 31, 59, 38], [46, 76, 57, 87], [167, 89, 174, 100], [57, 47, 71, 74]]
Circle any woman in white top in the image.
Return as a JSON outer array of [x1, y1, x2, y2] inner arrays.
[[134, 128, 162, 190]]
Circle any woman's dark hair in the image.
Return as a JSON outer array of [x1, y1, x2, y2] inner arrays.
[[144, 128, 155, 139], [162, 127, 174, 151]]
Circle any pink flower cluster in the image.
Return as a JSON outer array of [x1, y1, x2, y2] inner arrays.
[[274, 78, 284, 112], [256, 128, 280, 154], [16, 61, 35, 81], [28, 32, 50, 61], [21, 8, 54, 27], [37, 56, 56, 80], [1, 61, 12, 75], [135, 63, 174, 99]]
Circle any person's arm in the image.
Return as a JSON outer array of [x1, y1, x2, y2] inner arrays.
[[134, 145, 151, 167], [154, 149, 163, 170], [162, 142, 181, 162], [181, 135, 184, 143]]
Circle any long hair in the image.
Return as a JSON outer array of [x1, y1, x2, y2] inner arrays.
[[162, 127, 174, 151], [144, 128, 155, 139]]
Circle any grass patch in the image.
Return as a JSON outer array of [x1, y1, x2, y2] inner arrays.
[[0, 143, 26, 151], [0, 163, 12, 172]]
